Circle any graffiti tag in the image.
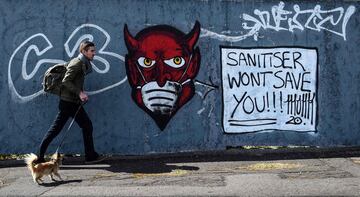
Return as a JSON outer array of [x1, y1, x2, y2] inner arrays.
[[242, 1, 356, 41], [200, 2, 356, 42]]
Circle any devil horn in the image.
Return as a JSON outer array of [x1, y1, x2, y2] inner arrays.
[[124, 24, 138, 50], [185, 21, 201, 50]]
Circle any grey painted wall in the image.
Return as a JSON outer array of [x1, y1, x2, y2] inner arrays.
[[1, 0, 359, 154]]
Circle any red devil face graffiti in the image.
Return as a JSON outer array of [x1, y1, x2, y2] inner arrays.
[[124, 21, 201, 130]]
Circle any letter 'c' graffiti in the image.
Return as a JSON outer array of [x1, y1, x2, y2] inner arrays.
[[8, 24, 126, 103]]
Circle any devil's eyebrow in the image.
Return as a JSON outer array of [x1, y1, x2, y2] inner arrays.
[[175, 48, 182, 51]]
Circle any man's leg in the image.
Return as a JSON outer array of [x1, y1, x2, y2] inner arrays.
[[73, 106, 97, 160], [38, 101, 71, 161]]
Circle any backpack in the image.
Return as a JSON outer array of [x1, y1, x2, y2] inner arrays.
[[42, 62, 69, 95]]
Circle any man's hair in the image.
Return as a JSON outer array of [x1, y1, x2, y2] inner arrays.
[[79, 41, 95, 53]]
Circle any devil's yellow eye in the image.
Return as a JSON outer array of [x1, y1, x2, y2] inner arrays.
[[173, 57, 182, 65], [137, 57, 155, 68], [144, 58, 152, 66], [164, 57, 185, 68]]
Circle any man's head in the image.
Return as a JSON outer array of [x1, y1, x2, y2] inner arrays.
[[79, 41, 96, 61]]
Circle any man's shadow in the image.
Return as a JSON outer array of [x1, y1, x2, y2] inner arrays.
[[59, 145, 360, 174], [61, 159, 199, 174]]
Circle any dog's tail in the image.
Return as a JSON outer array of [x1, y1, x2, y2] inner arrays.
[[24, 153, 38, 171]]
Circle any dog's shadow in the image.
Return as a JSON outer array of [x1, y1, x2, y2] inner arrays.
[[40, 179, 82, 187]]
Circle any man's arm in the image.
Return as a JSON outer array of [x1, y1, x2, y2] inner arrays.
[[62, 61, 82, 96]]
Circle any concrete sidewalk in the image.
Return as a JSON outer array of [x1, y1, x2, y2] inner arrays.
[[1, 147, 360, 196]]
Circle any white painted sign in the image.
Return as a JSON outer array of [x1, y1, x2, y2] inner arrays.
[[221, 47, 317, 133]]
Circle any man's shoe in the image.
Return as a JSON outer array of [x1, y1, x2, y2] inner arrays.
[[84, 155, 107, 164]]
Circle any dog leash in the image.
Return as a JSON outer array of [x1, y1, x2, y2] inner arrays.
[[55, 102, 86, 153]]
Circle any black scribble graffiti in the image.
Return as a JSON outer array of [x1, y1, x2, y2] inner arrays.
[[286, 93, 316, 125], [195, 77, 219, 116], [195, 77, 219, 100]]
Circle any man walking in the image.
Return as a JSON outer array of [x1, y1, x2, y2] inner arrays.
[[38, 41, 104, 164]]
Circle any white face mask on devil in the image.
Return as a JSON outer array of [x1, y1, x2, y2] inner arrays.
[[136, 53, 193, 116], [140, 80, 191, 115]]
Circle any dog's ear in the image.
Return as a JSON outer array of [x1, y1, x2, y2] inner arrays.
[[51, 152, 59, 160]]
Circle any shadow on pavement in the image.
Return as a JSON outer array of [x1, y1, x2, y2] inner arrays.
[[61, 160, 200, 174], [58, 146, 360, 174], [39, 179, 82, 187]]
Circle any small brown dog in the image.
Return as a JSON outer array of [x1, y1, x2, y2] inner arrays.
[[24, 153, 63, 184]]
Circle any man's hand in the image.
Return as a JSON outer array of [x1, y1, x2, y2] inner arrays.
[[79, 91, 88, 102]]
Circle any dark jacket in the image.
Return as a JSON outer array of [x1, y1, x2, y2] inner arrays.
[[60, 57, 91, 103]]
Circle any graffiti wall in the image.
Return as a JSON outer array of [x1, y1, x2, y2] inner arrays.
[[0, 0, 359, 154]]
